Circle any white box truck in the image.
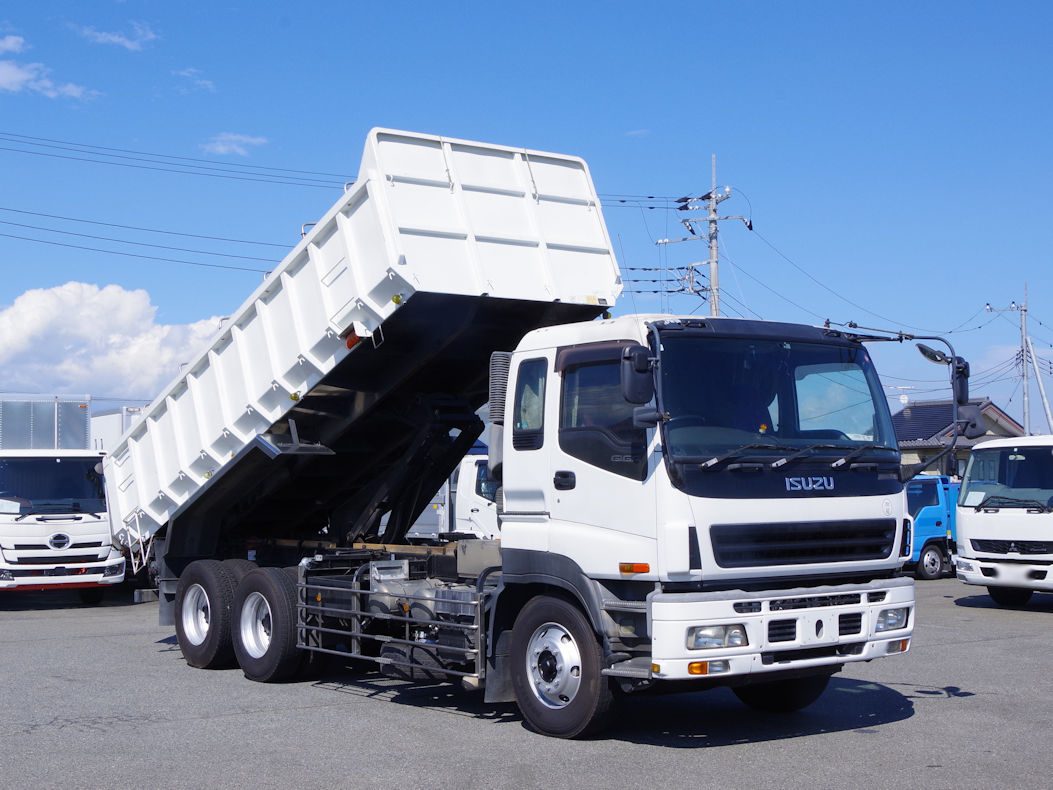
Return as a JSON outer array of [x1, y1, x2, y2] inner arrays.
[[953, 435, 1053, 606], [104, 129, 977, 737], [0, 395, 126, 603]]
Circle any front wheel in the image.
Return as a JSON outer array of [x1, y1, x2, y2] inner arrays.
[[987, 586, 1033, 607], [232, 567, 302, 682], [733, 673, 830, 713], [510, 596, 614, 739], [915, 544, 945, 580]]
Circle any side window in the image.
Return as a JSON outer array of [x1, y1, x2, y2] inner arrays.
[[559, 360, 648, 480], [906, 480, 939, 518], [475, 460, 498, 502], [512, 358, 547, 450]]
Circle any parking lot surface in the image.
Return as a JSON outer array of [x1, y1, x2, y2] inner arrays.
[[1, 578, 1050, 789]]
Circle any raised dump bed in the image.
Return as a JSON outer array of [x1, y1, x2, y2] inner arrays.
[[104, 129, 622, 571]]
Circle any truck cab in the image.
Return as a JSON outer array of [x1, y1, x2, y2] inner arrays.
[[906, 475, 958, 579], [954, 435, 1053, 606]]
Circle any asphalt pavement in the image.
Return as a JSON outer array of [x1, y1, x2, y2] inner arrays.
[[1, 578, 1050, 790]]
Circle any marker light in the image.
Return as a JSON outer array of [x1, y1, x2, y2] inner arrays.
[[688, 660, 730, 675], [345, 332, 361, 350], [619, 563, 650, 574], [886, 638, 910, 654]]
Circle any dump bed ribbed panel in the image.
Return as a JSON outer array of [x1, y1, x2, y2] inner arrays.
[[104, 129, 621, 554]]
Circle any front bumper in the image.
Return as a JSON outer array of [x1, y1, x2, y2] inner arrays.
[[953, 555, 1053, 591], [646, 577, 914, 681], [0, 555, 125, 591]]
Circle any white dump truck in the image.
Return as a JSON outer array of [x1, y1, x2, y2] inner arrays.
[[953, 435, 1053, 606], [104, 129, 977, 737], [0, 395, 125, 603]]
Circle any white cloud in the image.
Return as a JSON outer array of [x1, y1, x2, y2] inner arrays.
[[0, 282, 221, 400], [200, 133, 268, 157], [77, 21, 157, 51], [173, 67, 216, 93], [625, 129, 651, 138], [0, 59, 88, 98], [0, 35, 25, 54]]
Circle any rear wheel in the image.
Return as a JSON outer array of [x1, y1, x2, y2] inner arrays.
[[232, 567, 301, 682], [733, 673, 830, 713], [915, 544, 945, 580], [510, 595, 614, 738], [987, 586, 1033, 607], [174, 560, 237, 668]]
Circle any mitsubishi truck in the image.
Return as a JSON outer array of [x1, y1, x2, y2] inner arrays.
[[0, 395, 126, 603], [954, 435, 1053, 606], [906, 474, 958, 579], [103, 128, 979, 737]]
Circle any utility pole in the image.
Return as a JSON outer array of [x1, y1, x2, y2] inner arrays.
[[656, 156, 750, 317], [985, 284, 1053, 434]]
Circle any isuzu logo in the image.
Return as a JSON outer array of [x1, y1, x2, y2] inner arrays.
[[785, 476, 835, 492], [49, 533, 71, 550]]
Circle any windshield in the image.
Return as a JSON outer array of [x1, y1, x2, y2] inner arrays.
[[0, 457, 106, 515], [657, 334, 898, 462], [960, 446, 1053, 510]]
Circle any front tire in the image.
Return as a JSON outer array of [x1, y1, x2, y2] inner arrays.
[[174, 560, 237, 668], [733, 673, 831, 713], [232, 567, 301, 682], [987, 586, 1033, 607], [915, 544, 945, 580], [510, 595, 614, 738]]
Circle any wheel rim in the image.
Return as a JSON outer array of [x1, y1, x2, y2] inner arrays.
[[922, 549, 941, 576], [240, 591, 273, 659], [181, 583, 211, 646], [525, 621, 583, 709]]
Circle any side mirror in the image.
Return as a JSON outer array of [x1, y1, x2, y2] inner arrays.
[[958, 404, 986, 439], [621, 345, 654, 405], [952, 357, 970, 406]]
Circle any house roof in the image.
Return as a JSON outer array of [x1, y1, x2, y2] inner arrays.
[[892, 398, 1024, 449]]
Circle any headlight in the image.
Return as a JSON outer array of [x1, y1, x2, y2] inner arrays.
[[956, 559, 975, 572], [876, 607, 910, 632], [686, 624, 748, 650], [103, 559, 125, 577]]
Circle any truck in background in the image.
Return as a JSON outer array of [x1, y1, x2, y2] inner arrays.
[[0, 395, 125, 603], [953, 435, 1053, 606], [103, 128, 980, 738], [404, 452, 499, 542], [905, 474, 959, 580]]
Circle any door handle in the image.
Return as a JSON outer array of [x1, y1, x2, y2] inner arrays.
[[554, 470, 576, 490]]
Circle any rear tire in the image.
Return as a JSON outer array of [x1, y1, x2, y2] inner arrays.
[[222, 558, 258, 586], [987, 586, 1033, 607], [510, 595, 614, 739], [174, 560, 237, 668], [915, 544, 945, 580], [733, 673, 830, 713], [232, 567, 302, 682]]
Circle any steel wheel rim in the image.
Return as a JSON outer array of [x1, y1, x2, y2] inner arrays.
[[525, 621, 583, 709], [182, 583, 210, 646], [240, 591, 273, 659], [922, 548, 941, 575]]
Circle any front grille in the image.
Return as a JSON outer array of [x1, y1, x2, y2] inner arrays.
[[12, 554, 103, 565], [710, 519, 896, 567], [768, 619, 797, 643], [771, 593, 861, 611], [972, 539, 1053, 555], [839, 612, 863, 635]]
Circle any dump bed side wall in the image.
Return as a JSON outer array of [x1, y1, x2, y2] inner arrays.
[[103, 129, 621, 552]]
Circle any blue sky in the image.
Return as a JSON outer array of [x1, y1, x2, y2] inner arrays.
[[2, 1, 1052, 429]]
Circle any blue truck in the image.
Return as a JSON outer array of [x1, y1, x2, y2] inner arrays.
[[906, 475, 959, 580]]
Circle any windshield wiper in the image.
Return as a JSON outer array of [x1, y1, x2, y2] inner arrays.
[[830, 444, 897, 468], [13, 501, 87, 521], [770, 443, 850, 469], [701, 443, 796, 470], [974, 494, 1053, 513]]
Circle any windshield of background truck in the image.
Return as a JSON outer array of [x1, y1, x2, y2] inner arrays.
[[0, 457, 106, 515], [657, 334, 897, 461], [960, 446, 1053, 509]]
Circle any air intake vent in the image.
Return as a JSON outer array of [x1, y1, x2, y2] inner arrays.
[[768, 619, 797, 643], [710, 519, 896, 567]]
